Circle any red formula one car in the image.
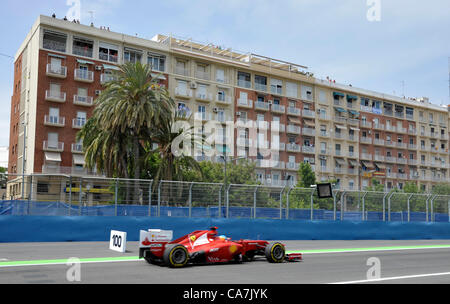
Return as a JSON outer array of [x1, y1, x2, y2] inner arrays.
[[138, 227, 302, 267]]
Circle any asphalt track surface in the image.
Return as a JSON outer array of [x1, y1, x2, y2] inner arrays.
[[1, 240, 450, 284]]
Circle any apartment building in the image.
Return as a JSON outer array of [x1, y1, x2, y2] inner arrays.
[[7, 15, 450, 198]]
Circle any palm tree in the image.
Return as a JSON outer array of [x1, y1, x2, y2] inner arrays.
[[78, 62, 174, 202]]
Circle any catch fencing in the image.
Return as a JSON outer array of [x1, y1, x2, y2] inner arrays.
[[1, 174, 450, 222]]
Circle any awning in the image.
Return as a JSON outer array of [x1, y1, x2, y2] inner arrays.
[[335, 158, 345, 165], [303, 120, 315, 127], [350, 127, 360, 131], [347, 94, 358, 100], [73, 154, 85, 166], [361, 161, 374, 169], [374, 162, 386, 170], [334, 107, 346, 113], [45, 152, 62, 162], [348, 159, 358, 166], [348, 110, 360, 116], [333, 92, 345, 98], [48, 53, 66, 59], [288, 117, 301, 125], [103, 64, 120, 71], [335, 124, 347, 130], [77, 59, 95, 65]]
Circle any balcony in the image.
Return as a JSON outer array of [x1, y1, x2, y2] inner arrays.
[[237, 80, 252, 89], [271, 142, 286, 151], [334, 133, 347, 140], [45, 90, 66, 103], [374, 155, 385, 162], [408, 128, 417, 135], [360, 105, 372, 113], [286, 162, 300, 171], [348, 118, 359, 125], [287, 107, 301, 116], [318, 113, 330, 120], [73, 95, 94, 107], [319, 148, 332, 155], [385, 156, 397, 163], [194, 112, 212, 121], [100, 74, 118, 84], [319, 166, 331, 173], [386, 172, 397, 179], [286, 125, 301, 135], [254, 101, 270, 111], [318, 131, 330, 138], [360, 137, 372, 144], [43, 141, 64, 152], [373, 123, 385, 130], [175, 88, 193, 99], [334, 116, 347, 124], [215, 94, 232, 105], [44, 115, 65, 127], [360, 153, 372, 160], [72, 118, 87, 129], [373, 139, 385, 146], [408, 159, 418, 166], [302, 128, 315, 136], [237, 98, 253, 109], [42, 165, 103, 177], [46, 63, 67, 78], [271, 104, 285, 114], [74, 69, 94, 83], [286, 143, 301, 153], [397, 126, 407, 133], [360, 121, 372, 128], [397, 158, 407, 164], [302, 146, 315, 154], [254, 83, 267, 92], [302, 109, 316, 118], [71, 143, 84, 154], [396, 142, 407, 149], [385, 125, 396, 132], [195, 92, 213, 102], [334, 167, 346, 174], [385, 141, 395, 148]]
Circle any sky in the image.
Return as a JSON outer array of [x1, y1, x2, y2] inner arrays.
[[0, 0, 449, 148]]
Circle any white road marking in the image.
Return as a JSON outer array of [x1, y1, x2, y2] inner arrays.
[[330, 272, 450, 284]]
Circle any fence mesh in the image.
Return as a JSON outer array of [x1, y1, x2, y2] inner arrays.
[[1, 174, 450, 222]]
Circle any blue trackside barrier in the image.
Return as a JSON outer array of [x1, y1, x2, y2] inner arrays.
[[3, 215, 450, 242]]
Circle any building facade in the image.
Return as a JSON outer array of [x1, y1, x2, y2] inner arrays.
[[7, 15, 450, 198]]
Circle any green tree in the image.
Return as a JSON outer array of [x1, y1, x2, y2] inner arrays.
[[403, 182, 421, 194], [431, 184, 450, 195], [296, 162, 316, 188]]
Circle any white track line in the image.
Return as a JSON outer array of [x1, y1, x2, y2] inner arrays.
[[330, 272, 450, 284]]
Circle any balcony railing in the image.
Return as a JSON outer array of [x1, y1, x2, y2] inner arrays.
[[100, 74, 118, 84], [360, 121, 372, 128], [74, 69, 94, 82], [175, 88, 193, 98], [302, 146, 315, 154], [46, 63, 67, 78], [43, 141, 64, 152], [374, 139, 385, 145], [44, 115, 65, 127], [42, 165, 103, 177], [194, 112, 212, 121], [286, 162, 300, 171], [271, 104, 285, 114], [287, 107, 301, 116], [237, 98, 253, 108], [302, 128, 315, 136], [72, 118, 87, 129], [237, 79, 252, 89], [195, 92, 213, 102], [373, 123, 385, 130], [45, 90, 66, 103], [302, 109, 316, 118], [360, 137, 372, 144], [287, 125, 301, 135], [360, 153, 372, 160], [215, 95, 232, 105], [73, 95, 94, 107], [254, 101, 270, 111], [254, 83, 267, 92], [71, 143, 83, 154], [286, 143, 301, 152]]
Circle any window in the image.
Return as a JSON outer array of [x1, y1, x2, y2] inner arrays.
[[75, 111, 87, 127], [301, 85, 313, 101], [177, 80, 187, 95], [37, 182, 49, 194], [99, 42, 118, 63], [43, 30, 67, 52], [124, 47, 142, 64], [270, 78, 282, 95], [49, 107, 59, 123], [237, 71, 251, 88], [319, 90, 327, 103], [286, 82, 298, 98], [72, 36, 93, 58], [147, 53, 166, 72], [48, 132, 59, 148], [216, 68, 225, 83], [217, 90, 226, 102], [254, 75, 267, 92]]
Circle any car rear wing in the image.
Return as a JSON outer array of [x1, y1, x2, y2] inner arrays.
[[139, 229, 173, 248]]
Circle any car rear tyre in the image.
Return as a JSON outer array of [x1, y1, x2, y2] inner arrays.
[[163, 244, 189, 268], [265, 242, 285, 263]]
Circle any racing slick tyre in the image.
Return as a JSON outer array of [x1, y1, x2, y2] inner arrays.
[[163, 244, 189, 268], [265, 242, 285, 263]]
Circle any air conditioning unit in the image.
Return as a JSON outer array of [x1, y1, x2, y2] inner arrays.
[[190, 82, 197, 89], [95, 90, 102, 95], [95, 65, 103, 71], [268, 100, 273, 104], [213, 107, 219, 113]]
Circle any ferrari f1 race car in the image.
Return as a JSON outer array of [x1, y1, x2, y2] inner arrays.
[[138, 227, 302, 267]]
